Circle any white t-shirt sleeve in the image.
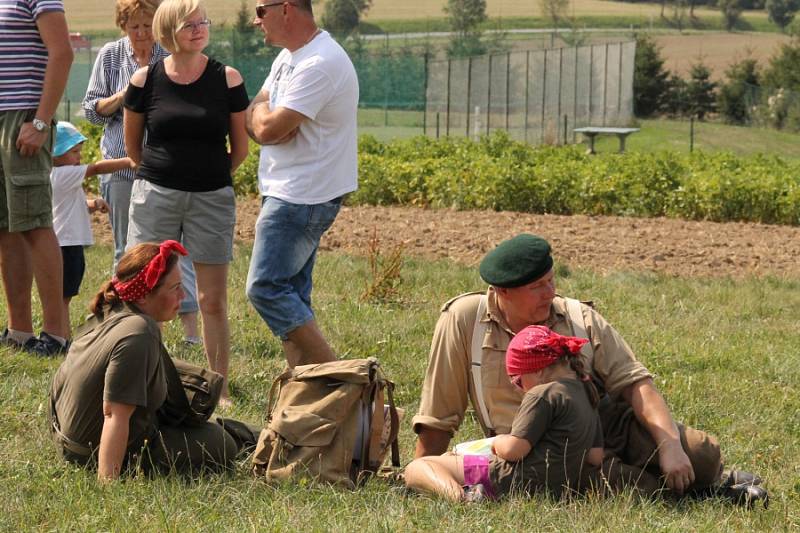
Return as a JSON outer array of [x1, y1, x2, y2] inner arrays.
[[279, 65, 335, 121], [50, 165, 88, 197]]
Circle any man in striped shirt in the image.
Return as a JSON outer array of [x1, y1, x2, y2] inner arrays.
[[0, 0, 73, 355]]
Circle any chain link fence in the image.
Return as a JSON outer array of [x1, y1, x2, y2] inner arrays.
[[61, 31, 638, 146], [424, 40, 636, 144], [59, 30, 430, 140]]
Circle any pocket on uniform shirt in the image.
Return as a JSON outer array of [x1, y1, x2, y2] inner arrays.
[[482, 348, 511, 389]]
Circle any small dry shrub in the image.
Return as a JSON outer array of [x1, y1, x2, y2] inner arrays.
[[360, 229, 405, 304]]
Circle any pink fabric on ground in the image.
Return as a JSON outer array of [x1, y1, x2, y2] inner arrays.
[[462, 454, 497, 499]]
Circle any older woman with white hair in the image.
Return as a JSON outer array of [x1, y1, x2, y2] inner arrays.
[[124, 0, 249, 404]]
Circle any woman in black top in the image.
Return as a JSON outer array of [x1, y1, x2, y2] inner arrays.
[[124, 0, 249, 404]]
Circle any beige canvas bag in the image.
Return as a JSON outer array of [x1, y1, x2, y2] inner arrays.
[[252, 358, 401, 489]]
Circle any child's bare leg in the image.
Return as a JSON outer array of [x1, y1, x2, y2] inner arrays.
[[405, 455, 466, 502], [62, 297, 71, 338]]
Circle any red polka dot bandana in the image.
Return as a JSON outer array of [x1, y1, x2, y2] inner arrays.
[[506, 325, 588, 377], [112, 240, 188, 302]]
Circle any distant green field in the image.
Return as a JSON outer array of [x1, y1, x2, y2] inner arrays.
[[64, 0, 770, 32], [352, 114, 800, 158], [592, 119, 800, 159]]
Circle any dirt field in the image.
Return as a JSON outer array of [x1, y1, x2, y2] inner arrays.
[[92, 200, 800, 279], [654, 32, 791, 80]]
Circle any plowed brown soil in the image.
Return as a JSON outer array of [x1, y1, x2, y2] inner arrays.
[[91, 199, 800, 278]]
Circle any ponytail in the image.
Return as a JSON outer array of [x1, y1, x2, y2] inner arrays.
[[89, 280, 122, 316], [568, 356, 600, 408]]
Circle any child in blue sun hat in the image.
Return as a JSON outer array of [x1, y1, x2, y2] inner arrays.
[[50, 121, 135, 337]]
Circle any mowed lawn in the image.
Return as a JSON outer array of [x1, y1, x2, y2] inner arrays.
[[2, 242, 799, 530], [591, 119, 800, 158], [63, 0, 768, 31]]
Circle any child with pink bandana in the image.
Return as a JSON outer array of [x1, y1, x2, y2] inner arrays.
[[405, 325, 615, 501]]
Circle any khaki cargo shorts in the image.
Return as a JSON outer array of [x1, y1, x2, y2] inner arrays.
[[0, 109, 54, 232]]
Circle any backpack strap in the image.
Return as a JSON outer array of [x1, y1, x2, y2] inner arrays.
[[265, 369, 292, 423], [470, 294, 494, 434], [385, 383, 401, 467], [366, 384, 385, 470], [564, 297, 594, 358]]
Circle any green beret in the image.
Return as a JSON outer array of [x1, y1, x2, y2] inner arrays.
[[479, 234, 553, 288]]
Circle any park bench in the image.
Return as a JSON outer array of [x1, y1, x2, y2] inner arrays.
[[573, 126, 640, 155]]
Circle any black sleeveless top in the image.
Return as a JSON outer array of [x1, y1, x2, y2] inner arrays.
[[124, 58, 249, 192]]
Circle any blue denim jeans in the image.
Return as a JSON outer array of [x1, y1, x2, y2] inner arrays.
[[99, 177, 132, 270], [246, 196, 342, 339]]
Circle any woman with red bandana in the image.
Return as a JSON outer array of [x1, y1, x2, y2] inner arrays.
[[48, 241, 254, 481], [405, 325, 662, 502]]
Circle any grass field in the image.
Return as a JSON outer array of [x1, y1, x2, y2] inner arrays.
[[352, 114, 800, 158], [63, 0, 769, 32], [2, 243, 799, 530], [592, 118, 800, 158]]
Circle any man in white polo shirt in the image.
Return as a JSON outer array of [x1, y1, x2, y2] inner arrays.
[[245, 0, 358, 367], [0, 0, 73, 355]]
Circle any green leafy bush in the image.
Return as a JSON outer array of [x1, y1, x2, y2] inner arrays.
[[351, 131, 800, 226], [76, 124, 800, 226]]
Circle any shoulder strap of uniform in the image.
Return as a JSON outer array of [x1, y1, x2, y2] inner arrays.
[[564, 297, 594, 358], [470, 295, 494, 432]]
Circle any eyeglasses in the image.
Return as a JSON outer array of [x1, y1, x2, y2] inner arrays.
[[256, 2, 294, 19], [178, 19, 211, 32]]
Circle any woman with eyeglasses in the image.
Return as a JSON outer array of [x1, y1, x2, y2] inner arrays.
[[82, 0, 202, 349], [123, 0, 249, 405]]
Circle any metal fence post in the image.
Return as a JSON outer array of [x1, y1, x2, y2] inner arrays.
[[466, 56, 473, 138], [573, 46, 579, 142], [617, 43, 623, 118], [557, 48, 563, 144], [446, 58, 451, 137], [690, 116, 695, 153], [524, 50, 530, 144], [541, 49, 548, 144], [423, 52, 429, 135], [589, 46, 594, 124], [383, 38, 389, 127], [603, 43, 609, 126], [487, 54, 493, 135], [505, 52, 511, 133]]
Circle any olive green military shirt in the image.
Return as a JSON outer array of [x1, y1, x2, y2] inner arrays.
[[489, 377, 603, 497], [50, 303, 168, 453]]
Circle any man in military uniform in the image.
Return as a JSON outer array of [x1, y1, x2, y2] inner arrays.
[[412, 233, 766, 506]]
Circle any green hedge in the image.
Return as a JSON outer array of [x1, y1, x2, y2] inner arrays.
[[76, 124, 800, 226], [353, 132, 800, 226]]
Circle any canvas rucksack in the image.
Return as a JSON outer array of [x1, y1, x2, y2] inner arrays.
[[251, 358, 401, 489]]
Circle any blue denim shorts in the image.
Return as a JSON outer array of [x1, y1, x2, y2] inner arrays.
[[245, 195, 342, 339]]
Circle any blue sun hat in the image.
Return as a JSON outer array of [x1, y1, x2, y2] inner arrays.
[[54, 121, 87, 157]]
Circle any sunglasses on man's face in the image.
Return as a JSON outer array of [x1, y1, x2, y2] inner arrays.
[[256, 1, 289, 19]]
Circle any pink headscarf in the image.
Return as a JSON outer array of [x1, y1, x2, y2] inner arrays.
[[506, 325, 588, 376]]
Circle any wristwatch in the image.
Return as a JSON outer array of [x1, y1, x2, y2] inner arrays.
[[32, 118, 50, 132]]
